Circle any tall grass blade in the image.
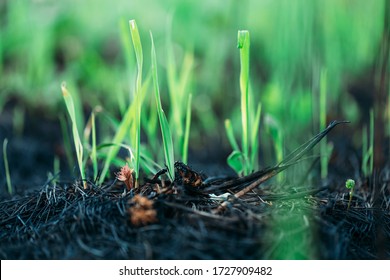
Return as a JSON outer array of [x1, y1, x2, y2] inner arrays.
[[3, 138, 13, 195], [118, 18, 135, 115], [182, 93, 192, 164], [91, 111, 98, 180], [129, 19, 143, 185], [61, 82, 86, 189], [150, 31, 175, 180], [238, 30, 250, 175]]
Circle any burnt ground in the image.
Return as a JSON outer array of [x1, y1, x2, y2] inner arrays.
[[0, 105, 390, 260]]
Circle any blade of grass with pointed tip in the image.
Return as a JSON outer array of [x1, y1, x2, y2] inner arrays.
[[129, 19, 143, 183], [118, 18, 135, 115], [61, 82, 86, 189], [150, 31, 175, 180], [182, 93, 192, 164]]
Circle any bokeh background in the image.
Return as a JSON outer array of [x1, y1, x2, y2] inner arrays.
[[0, 0, 388, 188]]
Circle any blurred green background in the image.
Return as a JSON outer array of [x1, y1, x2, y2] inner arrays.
[[0, 0, 387, 173]]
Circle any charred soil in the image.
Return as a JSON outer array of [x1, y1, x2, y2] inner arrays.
[[0, 105, 390, 260]]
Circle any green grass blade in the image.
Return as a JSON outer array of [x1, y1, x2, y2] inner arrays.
[[61, 82, 86, 188], [118, 18, 135, 115], [182, 93, 192, 164], [120, 18, 135, 74], [91, 111, 98, 180], [160, 113, 175, 179], [3, 138, 13, 195], [150, 31, 175, 180], [129, 19, 143, 183], [238, 30, 250, 175]]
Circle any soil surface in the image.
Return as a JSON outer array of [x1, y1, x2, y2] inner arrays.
[[0, 105, 389, 260]]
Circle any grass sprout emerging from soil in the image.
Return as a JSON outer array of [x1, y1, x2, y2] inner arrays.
[[129, 19, 143, 186], [346, 178, 356, 210], [226, 30, 262, 176], [61, 82, 87, 189]]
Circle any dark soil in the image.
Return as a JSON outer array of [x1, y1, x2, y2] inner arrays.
[[0, 105, 390, 260]]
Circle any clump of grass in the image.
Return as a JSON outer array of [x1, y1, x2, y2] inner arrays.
[[61, 82, 87, 189], [150, 31, 175, 180], [225, 30, 262, 176], [2, 138, 13, 195], [98, 19, 149, 186], [97, 80, 150, 185], [183, 93, 192, 164]]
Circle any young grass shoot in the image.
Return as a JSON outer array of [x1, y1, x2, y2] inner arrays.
[[129, 19, 143, 187], [225, 30, 262, 176], [61, 82, 87, 189], [346, 178, 356, 210]]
